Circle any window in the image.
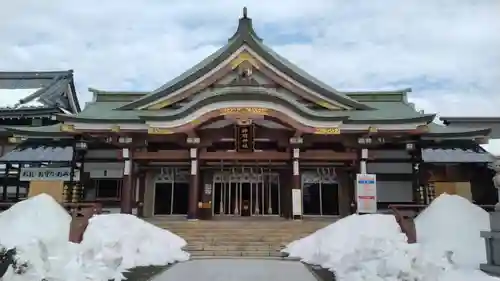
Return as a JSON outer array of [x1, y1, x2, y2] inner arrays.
[[94, 179, 122, 200]]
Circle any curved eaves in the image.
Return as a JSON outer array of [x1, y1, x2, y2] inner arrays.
[[139, 89, 350, 122], [344, 114, 436, 124]]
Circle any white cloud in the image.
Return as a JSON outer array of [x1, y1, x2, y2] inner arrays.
[[0, 0, 499, 118]]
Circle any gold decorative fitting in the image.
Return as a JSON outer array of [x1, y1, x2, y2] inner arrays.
[[111, 125, 121, 132], [219, 107, 269, 115], [368, 126, 378, 133], [8, 137, 20, 143], [230, 51, 260, 69], [60, 124, 75, 132], [236, 118, 252, 125], [148, 100, 171, 110], [148, 126, 173, 135], [314, 127, 341, 135], [317, 101, 338, 110]]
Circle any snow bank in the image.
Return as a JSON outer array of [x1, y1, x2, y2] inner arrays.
[[415, 193, 490, 269], [0, 193, 71, 249], [283, 193, 499, 281], [82, 213, 190, 269], [0, 194, 189, 281], [284, 214, 453, 280]]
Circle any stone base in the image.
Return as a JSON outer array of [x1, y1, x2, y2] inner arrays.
[[491, 212, 500, 232], [481, 263, 500, 277]]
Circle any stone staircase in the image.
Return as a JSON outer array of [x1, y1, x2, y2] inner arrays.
[[148, 218, 333, 258]]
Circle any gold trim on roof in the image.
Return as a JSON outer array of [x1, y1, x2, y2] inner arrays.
[[148, 126, 173, 135], [60, 124, 75, 132]]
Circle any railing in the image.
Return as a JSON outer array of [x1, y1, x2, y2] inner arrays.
[[65, 203, 103, 243], [388, 204, 427, 244], [0, 201, 102, 243], [389, 203, 496, 244]]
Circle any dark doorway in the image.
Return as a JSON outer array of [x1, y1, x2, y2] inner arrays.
[[241, 182, 251, 216], [172, 183, 189, 214], [321, 183, 339, 215], [154, 183, 172, 215], [303, 183, 320, 215]]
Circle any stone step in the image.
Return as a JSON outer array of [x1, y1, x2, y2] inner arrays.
[[174, 233, 308, 238], [188, 250, 287, 257], [187, 240, 288, 247], [168, 228, 321, 232], [182, 236, 303, 242], [185, 244, 285, 251], [157, 222, 329, 226]]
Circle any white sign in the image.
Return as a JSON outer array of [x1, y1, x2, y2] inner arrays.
[[292, 189, 302, 216], [356, 173, 377, 213], [20, 167, 80, 181]]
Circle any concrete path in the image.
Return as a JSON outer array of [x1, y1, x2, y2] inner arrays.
[[152, 259, 319, 281]]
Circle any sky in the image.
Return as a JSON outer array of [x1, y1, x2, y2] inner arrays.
[[1, 0, 500, 152]]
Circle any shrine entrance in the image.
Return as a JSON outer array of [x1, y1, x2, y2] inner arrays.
[[302, 168, 339, 216], [153, 168, 190, 215], [212, 167, 280, 216]]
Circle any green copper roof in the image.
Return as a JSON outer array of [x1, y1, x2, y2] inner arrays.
[[57, 87, 434, 124], [117, 9, 370, 110], [424, 123, 491, 138]]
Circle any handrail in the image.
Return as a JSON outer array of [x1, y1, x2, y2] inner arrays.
[[389, 205, 418, 243], [388, 203, 496, 244]]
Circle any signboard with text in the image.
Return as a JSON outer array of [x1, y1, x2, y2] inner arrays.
[[20, 167, 80, 182], [235, 124, 254, 152], [356, 173, 377, 213]]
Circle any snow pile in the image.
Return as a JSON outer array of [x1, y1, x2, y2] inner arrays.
[[283, 194, 499, 281], [415, 193, 490, 269], [284, 214, 453, 280], [0, 194, 189, 281], [0, 194, 71, 249], [82, 213, 189, 270]]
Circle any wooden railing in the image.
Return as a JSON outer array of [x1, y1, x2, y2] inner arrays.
[[389, 203, 496, 244], [0, 201, 102, 243], [65, 203, 103, 243]]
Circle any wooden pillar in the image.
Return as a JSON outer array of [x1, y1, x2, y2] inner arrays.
[[120, 147, 133, 214], [291, 140, 302, 220], [187, 138, 200, 220], [336, 168, 352, 217], [137, 172, 146, 217], [410, 142, 423, 204]]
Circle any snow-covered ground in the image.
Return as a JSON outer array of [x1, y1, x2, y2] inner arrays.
[[283, 193, 499, 281], [0, 194, 189, 281]]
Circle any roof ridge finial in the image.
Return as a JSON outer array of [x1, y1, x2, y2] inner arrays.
[[242, 7, 248, 18]]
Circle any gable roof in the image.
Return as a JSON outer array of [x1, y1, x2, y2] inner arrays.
[[0, 70, 81, 114], [56, 86, 435, 124], [117, 8, 370, 110]]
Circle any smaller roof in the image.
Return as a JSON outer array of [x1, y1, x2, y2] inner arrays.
[[423, 123, 491, 138], [422, 148, 493, 163], [0, 70, 81, 114], [0, 140, 74, 163]]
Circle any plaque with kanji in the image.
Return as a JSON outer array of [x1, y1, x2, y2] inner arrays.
[[235, 124, 254, 152]]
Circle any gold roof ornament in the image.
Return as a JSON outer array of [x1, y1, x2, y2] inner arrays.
[[148, 126, 173, 135], [111, 125, 121, 132], [60, 124, 75, 132]]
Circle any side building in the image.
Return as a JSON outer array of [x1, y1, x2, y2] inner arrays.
[[0, 70, 80, 203], [0, 11, 496, 218]]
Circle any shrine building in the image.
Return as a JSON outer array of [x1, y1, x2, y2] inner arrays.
[[0, 9, 497, 219]]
